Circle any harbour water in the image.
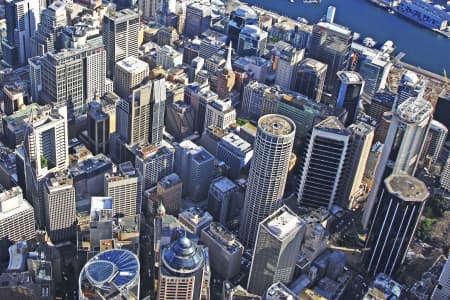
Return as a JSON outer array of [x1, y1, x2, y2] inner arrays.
[[243, 0, 450, 75]]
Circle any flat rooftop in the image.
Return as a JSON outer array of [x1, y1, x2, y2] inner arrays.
[[116, 56, 149, 73], [211, 176, 237, 193], [385, 174, 429, 202], [263, 206, 303, 240], [221, 133, 252, 152], [397, 97, 433, 124], [337, 71, 364, 84]]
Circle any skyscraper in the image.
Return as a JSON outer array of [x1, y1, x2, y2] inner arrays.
[[363, 97, 433, 228], [297, 116, 351, 210], [184, 2, 211, 38], [158, 235, 210, 300], [242, 81, 283, 121], [274, 43, 305, 90], [115, 56, 150, 97], [365, 174, 429, 276], [29, 57, 42, 103], [156, 173, 182, 216], [165, 102, 195, 141], [237, 25, 268, 57], [239, 114, 295, 247], [247, 206, 305, 295], [207, 176, 239, 225], [336, 71, 364, 126], [87, 102, 110, 155], [294, 58, 328, 103], [2, 0, 40, 67], [204, 99, 236, 130], [422, 120, 447, 163], [103, 9, 139, 78], [395, 71, 427, 109], [357, 51, 392, 102], [226, 6, 258, 49], [308, 21, 353, 106], [139, 0, 157, 21], [434, 90, 450, 138], [440, 154, 450, 191]]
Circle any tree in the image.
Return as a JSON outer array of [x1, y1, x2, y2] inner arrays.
[[428, 195, 449, 218], [417, 217, 436, 241]]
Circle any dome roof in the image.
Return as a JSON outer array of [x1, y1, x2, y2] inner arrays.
[[162, 236, 203, 273]]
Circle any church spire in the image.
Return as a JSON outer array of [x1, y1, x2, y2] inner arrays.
[[225, 41, 233, 72]]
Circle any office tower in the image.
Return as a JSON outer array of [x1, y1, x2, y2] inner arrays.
[[294, 58, 328, 103], [114, 56, 150, 99], [191, 87, 219, 135], [134, 143, 175, 191], [207, 176, 238, 225], [31, 1, 67, 57], [367, 90, 395, 121], [149, 76, 166, 146], [199, 36, 226, 59], [239, 115, 295, 247], [179, 207, 213, 236], [395, 70, 426, 108], [217, 133, 253, 179], [184, 2, 211, 38], [308, 21, 353, 106], [357, 52, 392, 102], [2, 83, 30, 115], [103, 9, 139, 78], [158, 235, 210, 300], [29, 57, 42, 103], [105, 163, 140, 216], [336, 71, 364, 125], [274, 43, 305, 90], [242, 81, 283, 120], [226, 6, 258, 49], [362, 97, 433, 228], [79, 249, 140, 299], [156, 45, 183, 70], [422, 120, 447, 163], [157, 173, 182, 216], [81, 44, 107, 103], [365, 174, 429, 276], [19, 105, 69, 226], [441, 154, 450, 191], [156, 27, 179, 46], [434, 90, 450, 137], [2, 0, 40, 68], [43, 171, 76, 242], [344, 122, 375, 209], [87, 102, 110, 155], [0, 186, 36, 243], [174, 140, 215, 200], [166, 102, 195, 141], [201, 222, 244, 280], [247, 206, 305, 295], [297, 116, 351, 210], [139, 0, 157, 21], [204, 99, 236, 130], [430, 255, 450, 300], [237, 25, 268, 57], [264, 282, 300, 300]]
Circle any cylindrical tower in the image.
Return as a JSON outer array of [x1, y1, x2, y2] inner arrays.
[[239, 114, 295, 248]]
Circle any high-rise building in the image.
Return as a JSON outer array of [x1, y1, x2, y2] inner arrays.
[[105, 162, 140, 216], [434, 90, 450, 138], [43, 171, 76, 242], [207, 176, 239, 225], [395, 71, 427, 109], [31, 1, 67, 57], [0, 186, 36, 243], [365, 174, 429, 276], [357, 50, 391, 102], [226, 6, 258, 50], [216, 133, 253, 179], [237, 25, 268, 57], [158, 235, 210, 299], [242, 81, 283, 121], [247, 206, 305, 295], [363, 97, 433, 227], [87, 102, 110, 155], [336, 71, 364, 126], [440, 154, 450, 191], [308, 21, 353, 106], [297, 116, 351, 209], [156, 173, 182, 216], [274, 43, 305, 90], [103, 9, 139, 78], [239, 114, 295, 247], [156, 45, 183, 70], [430, 254, 450, 300], [114, 56, 150, 99], [201, 222, 244, 280], [367, 90, 395, 122], [2, 83, 30, 115], [184, 2, 211, 38], [294, 58, 328, 103], [204, 99, 236, 130], [165, 102, 195, 141], [29, 57, 42, 103], [174, 140, 215, 201], [2, 0, 40, 67], [422, 120, 447, 163], [139, 0, 157, 21]]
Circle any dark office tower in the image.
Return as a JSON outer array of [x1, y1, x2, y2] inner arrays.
[[226, 6, 258, 50], [247, 206, 305, 295], [31, 1, 67, 57], [395, 70, 426, 109], [434, 89, 450, 138], [336, 71, 364, 126], [165, 102, 195, 141], [184, 2, 211, 38], [139, 0, 157, 21], [239, 115, 296, 248], [208, 176, 238, 225], [365, 174, 429, 277], [422, 120, 447, 163], [103, 9, 139, 78], [158, 235, 210, 300], [2, 0, 40, 68], [237, 25, 268, 57], [295, 58, 328, 103], [308, 21, 353, 106], [367, 90, 395, 122], [297, 116, 351, 210], [87, 102, 110, 155]]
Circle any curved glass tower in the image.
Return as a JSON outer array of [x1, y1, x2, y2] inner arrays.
[[239, 114, 296, 248]]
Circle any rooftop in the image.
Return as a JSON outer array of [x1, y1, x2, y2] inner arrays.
[[265, 282, 300, 300], [116, 56, 149, 73], [203, 222, 243, 254], [316, 21, 352, 36], [158, 173, 182, 189], [385, 174, 429, 202], [258, 114, 295, 136], [263, 206, 303, 240], [221, 133, 252, 153], [337, 71, 364, 84], [315, 116, 346, 131], [299, 58, 327, 72], [211, 176, 237, 193], [397, 97, 433, 124]]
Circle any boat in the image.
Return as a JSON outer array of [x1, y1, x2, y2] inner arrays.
[[297, 17, 309, 24], [381, 40, 395, 54], [290, 0, 295, 3], [363, 37, 377, 47], [353, 32, 361, 41], [447, 1, 450, 6], [388, 8, 395, 14]]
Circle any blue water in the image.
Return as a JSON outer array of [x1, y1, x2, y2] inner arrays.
[[243, 0, 450, 75]]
